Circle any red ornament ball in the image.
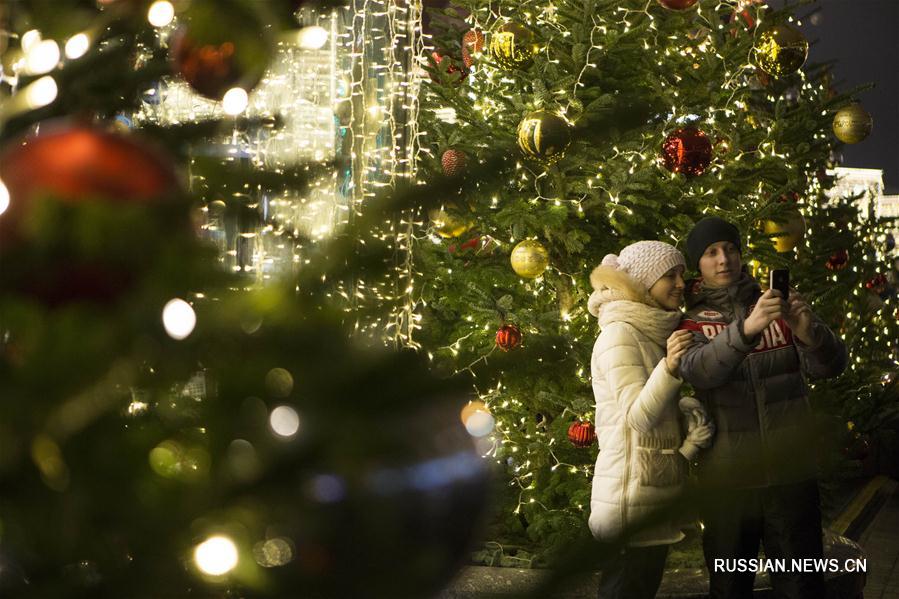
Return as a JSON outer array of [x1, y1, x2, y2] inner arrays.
[[567, 421, 596, 448], [495, 324, 522, 351], [826, 249, 849, 271], [448, 236, 481, 255], [0, 123, 180, 248], [429, 51, 468, 84], [661, 127, 713, 177], [170, 0, 272, 100], [0, 123, 182, 303], [461, 30, 485, 69], [657, 0, 699, 9], [441, 149, 468, 177], [866, 273, 888, 295]]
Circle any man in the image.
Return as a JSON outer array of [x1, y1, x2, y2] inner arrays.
[[678, 216, 847, 599]]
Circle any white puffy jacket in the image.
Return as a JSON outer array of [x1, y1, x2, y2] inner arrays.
[[586, 265, 704, 547]]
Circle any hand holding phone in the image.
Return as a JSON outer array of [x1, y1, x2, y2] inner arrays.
[[770, 269, 790, 301]]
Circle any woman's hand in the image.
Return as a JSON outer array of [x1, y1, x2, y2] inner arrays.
[[665, 329, 693, 375]]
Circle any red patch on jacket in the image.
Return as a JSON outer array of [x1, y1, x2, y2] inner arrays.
[[680, 314, 794, 354]]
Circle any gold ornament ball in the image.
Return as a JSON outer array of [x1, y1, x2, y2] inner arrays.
[[754, 24, 808, 78], [489, 22, 538, 70], [510, 239, 550, 278], [429, 206, 472, 239], [517, 111, 572, 164], [763, 211, 806, 253], [833, 104, 873, 144]]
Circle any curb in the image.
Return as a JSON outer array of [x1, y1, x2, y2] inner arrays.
[[830, 475, 897, 541]]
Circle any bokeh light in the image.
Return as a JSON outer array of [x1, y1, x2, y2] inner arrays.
[[64, 33, 90, 60], [269, 405, 300, 438], [460, 400, 488, 425], [0, 180, 9, 216], [222, 87, 249, 115], [194, 535, 238, 576], [297, 26, 329, 50], [21, 30, 41, 53], [147, 1, 175, 28], [252, 537, 294, 567], [25, 39, 60, 74], [464, 410, 495, 438], [24, 76, 58, 109], [162, 298, 196, 340], [264, 368, 294, 397]]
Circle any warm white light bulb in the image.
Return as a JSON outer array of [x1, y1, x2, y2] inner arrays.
[[26, 39, 60, 75], [147, 1, 175, 28], [21, 30, 41, 53], [24, 76, 58, 109], [65, 33, 90, 60], [269, 405, 300, 438], [162, 298, 196, 340], [0, 180, 9, 216], [222, 87, 249, 115], [297, 26, 329, 50], [194, 535, 238, 576]]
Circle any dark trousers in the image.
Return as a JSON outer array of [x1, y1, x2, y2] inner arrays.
[[598, 544, 668, 599], [702, 480, 825, 599]]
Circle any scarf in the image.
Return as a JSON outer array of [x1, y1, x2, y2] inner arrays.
[[597, 300, 682, 347]]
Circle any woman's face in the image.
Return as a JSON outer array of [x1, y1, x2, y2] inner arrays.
[[649, 265, 686, 310], [698, 241, 742, 288]]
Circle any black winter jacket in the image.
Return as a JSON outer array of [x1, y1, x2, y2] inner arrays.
[[677, 273, 847, 488]]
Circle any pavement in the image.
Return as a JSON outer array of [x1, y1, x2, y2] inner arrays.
[[857, 478, 899, 599], [439, 475, 899, 598]]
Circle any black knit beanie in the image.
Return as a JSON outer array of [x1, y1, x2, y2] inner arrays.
[[686, 216, 742, 268]]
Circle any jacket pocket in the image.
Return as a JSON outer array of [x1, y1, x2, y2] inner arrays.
[[637, 447, 685, 487]]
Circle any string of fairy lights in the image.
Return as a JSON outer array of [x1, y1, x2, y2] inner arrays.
[[128, 0, 426, 347], [416, 0, 898, 518]]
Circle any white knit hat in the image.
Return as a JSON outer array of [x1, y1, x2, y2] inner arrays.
[[601, 240, 685, 290]]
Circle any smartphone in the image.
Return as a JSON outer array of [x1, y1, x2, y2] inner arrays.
[[770, 269, 790, 301]]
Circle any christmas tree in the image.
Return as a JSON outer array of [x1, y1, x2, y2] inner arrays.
[[0, 1, 492, 597], [416, 0, 899, 560]]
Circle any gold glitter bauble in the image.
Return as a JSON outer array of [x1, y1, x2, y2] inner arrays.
[[510, 239, 550, 278], [763, 212, 806, 253], [489, 22, 538, 70], [833, 104, 873, 144], [754, 24, 808, 78], [516, 111, 572, 164], [429, 205, 472, 239]]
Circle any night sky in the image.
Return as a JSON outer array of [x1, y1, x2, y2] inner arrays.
[[777, 0, 899, 193]]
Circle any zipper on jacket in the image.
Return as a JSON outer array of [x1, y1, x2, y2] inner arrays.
[[746, 341, 771, 487], [738, 287, 771, 487], [621, 424, 630, 532]]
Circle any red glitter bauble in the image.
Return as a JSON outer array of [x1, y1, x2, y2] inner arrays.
[[865, 273, 888, 295], [461, 30, 485, 69], [441, 149, 468, 177], [429, 51, 468, 84], [567, 421, 596, 448], [495, 324, 522, 351], [826, 249, 849, 271], [657, 0, 699, 10], [661, 127, 713, 177]]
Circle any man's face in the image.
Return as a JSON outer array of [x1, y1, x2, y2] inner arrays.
[[698, 241, 742, 288]]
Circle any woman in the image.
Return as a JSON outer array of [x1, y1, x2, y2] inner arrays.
[[587, 240, 713, 599]]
